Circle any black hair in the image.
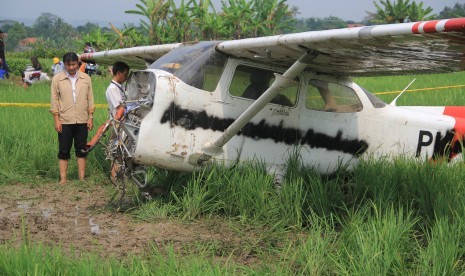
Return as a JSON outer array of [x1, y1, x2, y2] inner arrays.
[[0, 30, 3, 34], [112, 61, 130, 76], [62, 52, 79, 64], [85, 42, 92, 47]]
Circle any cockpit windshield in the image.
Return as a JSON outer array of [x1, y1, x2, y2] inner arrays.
[[149, 41, 227, 92], [359, 86, 387, 108]]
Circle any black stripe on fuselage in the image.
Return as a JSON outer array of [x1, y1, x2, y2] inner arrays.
[[160, 102, 369, 156], [432, 130, 463, 160]]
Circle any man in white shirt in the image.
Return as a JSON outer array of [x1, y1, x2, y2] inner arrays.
[[86, 61, 130, 153], [106, 61, 130, 117]]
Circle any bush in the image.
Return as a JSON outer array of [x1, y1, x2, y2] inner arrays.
[[4, 57, 29, 77]]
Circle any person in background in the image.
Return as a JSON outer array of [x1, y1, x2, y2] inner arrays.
[[78, 56, 86, 73], [51, 57, 64, 76], [50, 52, 95, 184], [22, 56, 45, 87], [30, 56, 42, 71], [0, 30, 9, 78], [84, 42, 96, 54], [0, 58, 6, 79]]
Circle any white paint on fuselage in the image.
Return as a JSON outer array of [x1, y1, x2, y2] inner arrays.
[[132, 63, 459, 175]]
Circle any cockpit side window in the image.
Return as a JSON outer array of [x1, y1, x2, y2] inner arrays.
[[229, 65, 298, 107], [306, 79, 363, 113], [150, 42, 227, 92]]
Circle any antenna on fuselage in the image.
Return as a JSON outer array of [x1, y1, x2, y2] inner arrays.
[[389, 78, 416, 106]]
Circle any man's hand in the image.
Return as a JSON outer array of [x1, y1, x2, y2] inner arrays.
[[87, 119, 93, 131], [54, 120, 62, 133], [53, 115, 62, 133]]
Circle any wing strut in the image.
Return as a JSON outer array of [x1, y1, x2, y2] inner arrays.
[[189, 51, 317, 165]]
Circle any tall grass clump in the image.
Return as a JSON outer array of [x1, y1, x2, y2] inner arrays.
[[0, 241, 133, 275], [416, 217, 465, 274], [139, 158, 323, 230], [333, 204, 418, 275], [276, 215, 337, 275], [172, 168, 224, 219], [0, 240, 246, 275], [353, 157, 465, 223]]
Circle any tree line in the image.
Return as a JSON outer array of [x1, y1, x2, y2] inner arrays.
[[0, 0, 464, 58]]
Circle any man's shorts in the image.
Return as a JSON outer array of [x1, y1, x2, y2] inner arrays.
[[58, 123, 88, 160]]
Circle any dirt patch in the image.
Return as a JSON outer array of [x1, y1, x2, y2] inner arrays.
[[0, 181, 246, 260]]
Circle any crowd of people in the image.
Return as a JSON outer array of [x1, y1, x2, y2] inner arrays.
[[1, 33, 130, 184], [0, 35, 100, 84]]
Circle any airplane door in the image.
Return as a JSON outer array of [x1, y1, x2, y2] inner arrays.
[[298, 79, 365, 173], [222, 64, 300, 166]]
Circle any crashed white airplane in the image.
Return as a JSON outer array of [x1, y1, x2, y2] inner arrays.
[[82, 18, 465, 192]]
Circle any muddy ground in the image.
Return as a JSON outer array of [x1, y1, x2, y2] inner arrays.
[[0, 181, 250, 261]]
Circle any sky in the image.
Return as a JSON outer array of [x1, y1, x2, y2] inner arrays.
[[1, 0, 461, 27]]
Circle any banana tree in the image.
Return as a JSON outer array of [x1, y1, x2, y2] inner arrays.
[[188, 0, 219, 40], [125, 0, 174, 44], [251, 0, 295, 36], [371, 0, 434, 23], [220, 0, 254, 39]]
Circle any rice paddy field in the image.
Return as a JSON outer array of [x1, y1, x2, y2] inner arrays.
[[1, 71, 465, 275]]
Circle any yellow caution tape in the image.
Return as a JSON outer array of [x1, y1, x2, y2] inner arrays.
[[373, 84, 465, 95], [0, 103, 107, 108], [0, 84, 464, 107]]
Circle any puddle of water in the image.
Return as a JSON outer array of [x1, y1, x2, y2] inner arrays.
[[74, 217, 101, 235], [41, 208, 53, 219], [74, 217, 88, 227], [89, 218, 100, 235], [108, 229, 119, 235], [16, 201, 32, 211]]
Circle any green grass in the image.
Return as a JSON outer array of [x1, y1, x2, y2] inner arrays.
[[355, 71, 465, 105], [1, 72, 465, 274], [0, 240, 246, 275]]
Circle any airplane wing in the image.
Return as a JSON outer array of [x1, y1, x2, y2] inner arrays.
[[218, 18, 465, 77], [81, 18, 465, 77], [80, 43, 181, 69]]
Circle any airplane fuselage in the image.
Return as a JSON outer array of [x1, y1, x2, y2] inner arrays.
[[117, 43, 464, 176]]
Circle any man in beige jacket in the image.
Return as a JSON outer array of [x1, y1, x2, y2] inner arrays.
[[50, 52, 95, 184]]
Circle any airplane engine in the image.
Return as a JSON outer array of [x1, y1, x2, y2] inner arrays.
[[119, 70, 157, 155], [101, 70, 157, 199]]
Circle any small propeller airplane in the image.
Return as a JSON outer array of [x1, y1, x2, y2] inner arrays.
[[82, 18, 465, 195]]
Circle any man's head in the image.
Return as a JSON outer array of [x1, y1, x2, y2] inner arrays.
[[0, 30, 3, 38], [84, 42, 95, 53], [62, 52, 79, 75], [112, 61, 130, 84]]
